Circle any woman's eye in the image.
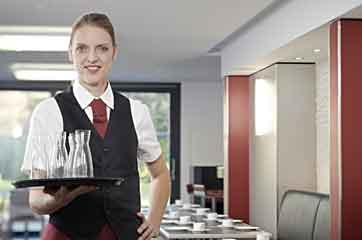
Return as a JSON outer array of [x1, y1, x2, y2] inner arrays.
[[101, 46, 109, 51], [76, 46, 86, 52]]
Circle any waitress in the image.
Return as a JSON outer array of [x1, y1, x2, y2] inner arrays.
[[21, 12, 170, 240]]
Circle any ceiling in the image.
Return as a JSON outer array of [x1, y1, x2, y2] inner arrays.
[[245, 3, 362, 75], [0, 0, 276, 82]]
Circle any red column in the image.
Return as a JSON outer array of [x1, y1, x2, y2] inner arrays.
[[227, 76, 249, 222], [330, 19, 362, 240]]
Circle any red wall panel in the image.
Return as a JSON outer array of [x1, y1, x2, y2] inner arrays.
[[227, 76, 250, 222], [330, 19, 362, 240], [330, 20, 340, 240]]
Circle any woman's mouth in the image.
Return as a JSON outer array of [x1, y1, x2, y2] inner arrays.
[[84, 65, 101, 73]]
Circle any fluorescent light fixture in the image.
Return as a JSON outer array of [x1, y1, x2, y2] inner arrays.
[[0, 25, 71, 52], [295, 57, 304, 60], [0, 26, 71, 34], [0, 35, 70, 52], [11, 63, 76, 81], [313, 48, 321, 53], [14, 70, 76, 81]]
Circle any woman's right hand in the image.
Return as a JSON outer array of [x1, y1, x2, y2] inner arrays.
[[29, 185, 97, 215], [45, 185, 97, 210]]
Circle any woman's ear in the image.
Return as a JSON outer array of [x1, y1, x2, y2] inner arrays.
[[68, 47, 73, 63], [112, 46, 118, 60]]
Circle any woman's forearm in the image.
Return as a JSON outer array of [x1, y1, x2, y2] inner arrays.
[[147, 166, 171, 228]]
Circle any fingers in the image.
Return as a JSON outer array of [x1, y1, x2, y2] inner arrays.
[[40, 185, 98, 213], [137, 220, 148, 234], [67, 185, 97, 199], [137, 222, 154, 240], [137, 213, 156, 240], [43, 186, 60, 195]]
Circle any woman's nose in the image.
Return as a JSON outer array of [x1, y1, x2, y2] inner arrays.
[[87, 49, 99, 62]]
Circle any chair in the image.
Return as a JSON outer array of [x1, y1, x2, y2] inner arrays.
[[278, 190, 330, 240], [313, 196, 330, 240], [186, 184, 206, 207]]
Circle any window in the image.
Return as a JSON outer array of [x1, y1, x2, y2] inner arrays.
[[0, 91, 50, 183], [0, 81, 180, 211], [121, 92, 170, 206]]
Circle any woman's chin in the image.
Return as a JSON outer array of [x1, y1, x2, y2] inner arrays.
[[80, 77, 106, 87]]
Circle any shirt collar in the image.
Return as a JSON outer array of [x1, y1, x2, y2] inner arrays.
[[73, 81, 114, 110]]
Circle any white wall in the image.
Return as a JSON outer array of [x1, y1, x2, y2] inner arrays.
[[251, 65, 278, 237], [250, 63, 317, 238], [180, 81, 224, 201], [316, 59, 330, 193], [277, 64, 317, 203]]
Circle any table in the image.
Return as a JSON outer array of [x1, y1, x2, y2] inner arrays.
[[204, 190, 223, 212], [160, 205, 271, 239], [160, 223, 264, 239]]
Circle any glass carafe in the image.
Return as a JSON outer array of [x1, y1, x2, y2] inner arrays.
[[72, 130, 93, 177], [48, 131, 68, 178], [64, 132, 75, 178]]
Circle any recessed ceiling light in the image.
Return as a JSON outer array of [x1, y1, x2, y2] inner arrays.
[[295, 57, 304, 60], [10, 63, 76, 81], [313, 49, 321, 53]]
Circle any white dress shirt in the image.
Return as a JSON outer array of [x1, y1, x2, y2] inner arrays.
[[21, 81, 162, 173]]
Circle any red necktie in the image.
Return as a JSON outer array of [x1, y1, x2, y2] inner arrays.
[[90, 99, 108, 138]]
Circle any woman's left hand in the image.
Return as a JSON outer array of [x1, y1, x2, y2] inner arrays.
[[137, 212, 158, 240]]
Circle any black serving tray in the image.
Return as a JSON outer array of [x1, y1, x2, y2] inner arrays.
[[12, 177, 125, 189]]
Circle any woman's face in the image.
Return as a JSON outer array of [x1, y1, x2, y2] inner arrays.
[[69, 25, 117, 88]]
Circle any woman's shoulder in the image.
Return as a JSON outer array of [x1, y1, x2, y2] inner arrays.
[[32, 97, 60, 118], [128, 97, 149, 114]]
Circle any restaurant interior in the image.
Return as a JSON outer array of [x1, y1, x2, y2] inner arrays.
[[0, 0, 362, 239]]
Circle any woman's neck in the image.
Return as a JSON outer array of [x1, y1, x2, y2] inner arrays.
[[79, 80, 108, 97]]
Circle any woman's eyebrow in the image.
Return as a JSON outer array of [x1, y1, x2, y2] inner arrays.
[[75, 43, 87, 47], [75, 43, 111, 47], [96, 43, 111, 47]]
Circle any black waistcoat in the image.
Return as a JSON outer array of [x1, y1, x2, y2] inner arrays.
[[51, 87, 141, 240]]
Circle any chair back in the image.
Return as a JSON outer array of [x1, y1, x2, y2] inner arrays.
[[278, 190, 329, 240]]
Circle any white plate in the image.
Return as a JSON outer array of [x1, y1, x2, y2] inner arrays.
[[163, 215, 179, 220], [217, 219, 243, 223], [164, 226, 190, 231], [192, 213, 207, 216], [233, 226, 260, 231], [187, 228, 211, 232], [217, 224, 234, 228], [175, 221, 193, 225], [180, 204, 200, 209], [192, 207, 209, 211], [162, 219, 177, 224], [204, 218, 218, 221]]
